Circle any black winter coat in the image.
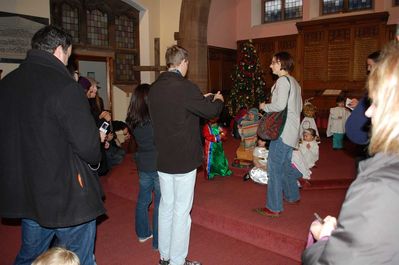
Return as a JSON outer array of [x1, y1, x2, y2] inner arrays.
[[148, 71, 223, 173], [0, 49, 105, 228]]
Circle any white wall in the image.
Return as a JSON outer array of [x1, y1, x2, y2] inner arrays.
[[0, 0, 50, 77], [78, 61, 109, 110]]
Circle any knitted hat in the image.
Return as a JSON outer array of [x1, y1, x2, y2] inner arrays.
[[247, 108, 259, 121], [248, 108, 258, 116]]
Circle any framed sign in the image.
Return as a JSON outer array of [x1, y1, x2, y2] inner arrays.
[[0, 12, 49, 63]]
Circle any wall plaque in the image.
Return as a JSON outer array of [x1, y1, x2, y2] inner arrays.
[[0, 12, 49, 63]]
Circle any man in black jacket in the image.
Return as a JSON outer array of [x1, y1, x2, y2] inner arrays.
[[149, 45, 224, 265], [0, 25, 105, 265]]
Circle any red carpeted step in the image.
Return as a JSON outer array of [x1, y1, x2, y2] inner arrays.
[[191, 175, 346, 261], [0, 191, 299, 265], [102, 144, 349, 262], [96, 191, 300, 265]]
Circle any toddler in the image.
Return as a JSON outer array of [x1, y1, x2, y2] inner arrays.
[[300, 99, 320, 141], [238, 107, 260, 150], [203, 118, 232, 179], [243, 137, 268, 184], [326, 95, 350, 149], [244, 137, 311, 183], [32, 247, 80, 265], [299, 128, 319, 169]]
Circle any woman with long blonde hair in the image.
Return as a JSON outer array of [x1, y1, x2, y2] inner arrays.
[[302, 42, 399, 264]]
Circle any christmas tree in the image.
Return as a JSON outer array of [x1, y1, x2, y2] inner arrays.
[[227, 40, 266, 116]]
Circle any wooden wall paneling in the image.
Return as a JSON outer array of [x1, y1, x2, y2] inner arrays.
[[386, 24, 397, 42], [221, 59, 234, 93], [252, 35, 298, 94], [352, 24, 380, 81], [295, 12, 390, 124], [207, 46, 236, 94], [297, 12, 389, 94], [208, 50, 222, 92], [253, 39, 276, 93], [277, 36, 298, 78], [302, 29, 327, 83], [327, 27, 352, 82]]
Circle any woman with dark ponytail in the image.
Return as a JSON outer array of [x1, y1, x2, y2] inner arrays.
[[126, 83, 160, 250]]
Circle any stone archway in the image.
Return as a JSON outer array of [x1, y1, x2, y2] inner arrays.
[[177, 0, 211, 93]]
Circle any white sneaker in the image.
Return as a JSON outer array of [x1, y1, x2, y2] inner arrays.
[[184, 260, 202, 265], [138, 234, 153, 243]]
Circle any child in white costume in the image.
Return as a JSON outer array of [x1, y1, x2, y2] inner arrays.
[[246, 138, 312, 184], [291, 150, 312, 180], [298, 128, 319, 169], [300, 99, 319, 141], [326, 96, 351, 149], [248, 138, 269, 184]]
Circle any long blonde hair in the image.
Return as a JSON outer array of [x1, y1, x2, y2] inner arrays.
[[368, 42, 399, 155]]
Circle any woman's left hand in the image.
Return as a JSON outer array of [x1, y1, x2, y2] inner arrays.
[[310, 215, 337, 240]]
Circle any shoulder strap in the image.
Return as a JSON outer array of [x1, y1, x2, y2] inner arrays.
[[284, 76, 291, 108], [268, 75, 291, 98]]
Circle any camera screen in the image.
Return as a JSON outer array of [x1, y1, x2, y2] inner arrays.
[[100, 122, 109, 130]]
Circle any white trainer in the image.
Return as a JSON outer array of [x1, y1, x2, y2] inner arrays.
[[138, 234, 153, 243]]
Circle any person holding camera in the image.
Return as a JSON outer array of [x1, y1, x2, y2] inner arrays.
[[149, 45, 224, 265]]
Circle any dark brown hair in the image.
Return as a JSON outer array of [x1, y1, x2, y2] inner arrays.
[[126, 83, 151, 129], [274, 51, 294, 72]]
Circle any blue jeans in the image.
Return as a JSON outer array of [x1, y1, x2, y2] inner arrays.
[[105, 144, 125, 167], [135, 170, 161, 250], [14, 219, 97, 265], [266, 137, 300, 212]]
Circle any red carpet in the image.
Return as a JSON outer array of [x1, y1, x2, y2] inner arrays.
[[0, 135, 355, 264]]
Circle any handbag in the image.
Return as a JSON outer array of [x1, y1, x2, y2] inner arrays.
[[257, 76, 291, 140]]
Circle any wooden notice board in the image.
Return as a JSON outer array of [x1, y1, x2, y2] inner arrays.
[[296, 12, 389, 95]]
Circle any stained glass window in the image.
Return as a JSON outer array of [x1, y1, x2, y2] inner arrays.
[[86, 9, 109, 47], [116, 53, 135, 82], [61, 3, 79, 43], [263, 0, 302, 23], [51, 0, 140, 84], [322, 0, 343, 14], [321, 0, 373, 15], [115, 15, 135, 49], [285, 0, 303, 19], [348, 0, 372, 10]]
